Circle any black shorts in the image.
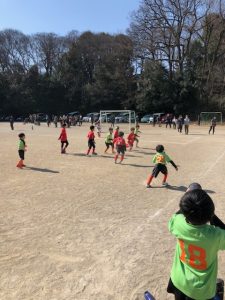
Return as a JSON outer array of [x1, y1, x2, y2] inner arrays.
[[152, 163, 167, 178], [167, 278, 214, 300], [61, 140, 69, 147], [116, 145, 125, 155], [18, 150, 25, 160], [105, 142, 113, 148], [88, 140, 95, 149]]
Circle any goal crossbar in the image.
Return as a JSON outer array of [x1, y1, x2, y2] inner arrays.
[[100, 110, 136, 129]]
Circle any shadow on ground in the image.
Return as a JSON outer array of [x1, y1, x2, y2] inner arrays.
[[25, 167, 59, 173], [123, 163, 154, 168]]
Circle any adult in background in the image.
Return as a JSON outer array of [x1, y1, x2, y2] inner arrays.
[[166, 114, 172, 128], [184, 115, 190, 135], [53, 115, 58, 128], [111, 115, 115, 127], [46, 115, 51, 127], [9, 115, 14, 130], [209, 117, 217, 135], [177, 115, 183, 133], [172, 116, 177, 129], [91, 114, 94, 125]]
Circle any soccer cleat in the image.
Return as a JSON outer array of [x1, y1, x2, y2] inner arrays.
[[92, 152, 97, 155], [146, 184, 151, 188], [162, 182, 169, 186], [16, 161, 23, 168]]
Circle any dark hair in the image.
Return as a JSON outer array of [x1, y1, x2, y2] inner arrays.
[[180, 189, 214, 225], [62, 123, 66, 127], [156, 145, 164, 153], [90, 125, 95, 130], [119, 131, 124, 137], [131, 127, 135, 131], [187, 182, 202, 191], [18, 133, 25, 138], [109, 127, 113, 131]]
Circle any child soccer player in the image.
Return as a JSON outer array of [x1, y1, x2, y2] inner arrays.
[[114, 131, 126, 164], [114, 126, 119, 139], [105, 127, 114, 153], [127, 127, 135, 151], [17, 133, 27, 168], [87, 125, 97, 155], [146, 144, 178, 187], [167, 189, 225, 300], [95, 120, 101, 137], [134, 124, 141, 147], [58, 123, 69, 154]]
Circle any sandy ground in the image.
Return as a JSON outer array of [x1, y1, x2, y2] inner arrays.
[[1, 121, 225, 300]]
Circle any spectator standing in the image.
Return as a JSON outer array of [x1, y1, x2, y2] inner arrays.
[[184, 115, 190, 135]]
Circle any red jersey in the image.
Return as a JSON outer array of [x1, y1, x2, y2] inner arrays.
[[114, 130, 119, 139], [114, 137, 126, 147], [87, 131, 95, 140], [127, 133, 135, 144], [59, 128, 67, 141]]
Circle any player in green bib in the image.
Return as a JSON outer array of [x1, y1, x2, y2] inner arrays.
[[168, 189, 225, 300], [146, 144, 178, 187], [104, 128, 114, 153]]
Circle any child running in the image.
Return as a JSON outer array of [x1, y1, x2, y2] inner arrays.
[[167, 189, 225, 300], [17, 133, 27, 168], [87, 125, 97, 155], [58, 123, 69, 154], [114, 131, 126, 164], [134, 124, 141, 147], [96, 120, 101, 137], [104, 127, 114, 153], [146, 144, 178, 187], [127, 127, 135, 151]]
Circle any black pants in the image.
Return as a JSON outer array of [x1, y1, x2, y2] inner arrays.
[[61, 141, 69, 149], [209, 126, 215, 134], [185, 125, 189, 134], [167, 279, 214, 300], [178, 125, 182, 133], [105, 142, 113, 150], [10, 122, 14, 130], [88, 140, 95, 150], [18, 150, 25, 160], [152, 164, 167, 178]]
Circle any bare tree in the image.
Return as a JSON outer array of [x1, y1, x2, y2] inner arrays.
[[128, 0, 212, 79]]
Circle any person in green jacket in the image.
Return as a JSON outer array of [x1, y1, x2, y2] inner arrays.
[[168, 189, 225, 300], [17, 133, 27, 168]]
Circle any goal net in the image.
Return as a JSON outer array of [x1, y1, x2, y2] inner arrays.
[[99, 110, 136, 130], [200, 112, 222, 125]]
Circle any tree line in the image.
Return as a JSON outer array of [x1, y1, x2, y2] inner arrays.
[[1, 0, 225, 117]]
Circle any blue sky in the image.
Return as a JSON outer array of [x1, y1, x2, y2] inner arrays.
[[0, 0, 140, 35]]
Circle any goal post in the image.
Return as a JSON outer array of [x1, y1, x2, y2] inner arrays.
[[200, 112, 222, 125], [99, 110, 136, 130]]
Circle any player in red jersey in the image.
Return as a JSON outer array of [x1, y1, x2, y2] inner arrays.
[[87, 125, 97, 155], [58, 123, 69, 154], [127, 127, 135, 151], [114, 126, 119, 139], [113, 131, 126, 163]]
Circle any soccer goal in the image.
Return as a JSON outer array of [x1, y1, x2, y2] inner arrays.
[[200, 112, 222, 125], [100, 110, 136, 129]]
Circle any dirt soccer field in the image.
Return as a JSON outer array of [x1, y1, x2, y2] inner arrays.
[[1, 122, 225, 300]]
